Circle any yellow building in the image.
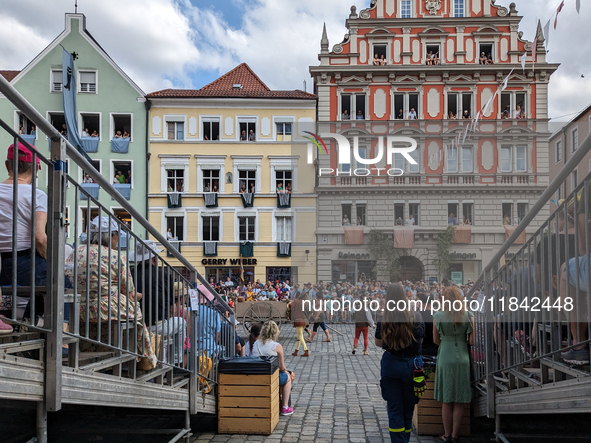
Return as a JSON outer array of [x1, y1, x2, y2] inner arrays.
[[146, 64, 317, 285]]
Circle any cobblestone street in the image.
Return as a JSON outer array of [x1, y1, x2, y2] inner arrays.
[[191, 324, 463, 443]]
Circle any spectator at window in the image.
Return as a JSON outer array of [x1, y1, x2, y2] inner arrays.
[[379, 54, 387, 66], [176, 179, 184, 192], [250, 320, 295, 415], [240, 130, 247, 141], [342, 109, 350, 120], [462, 110, 471, 119], [373, 54, 380, 66], [356, 110, 364, 120], [285, 182, 292, 194], [239, 183, 247, 194], [19, 125, 24, 135], [212, 183, 218, 193], [114, 131, 122, 138], [113, 172, 120, 184], [448, 213, 456, 226], [432, 52, 440, 65], [395, 217, 404, 226], [82, 128, 89, 137], [83, 173, 93, 184], [276, 183, 284, 194], [408, 108, 417, 120], [409, 215, 415, 226], [0, 143, 47, 321], [123, 131, 130, 138], [515, 105, 522, 119], [30, 125, 36, 137], [61, 124, 68, 138], [342, 214, 351, 226], [503, 213, 511, 225], [248, 129, 256, 141], [486, 53, 494, 64], [91, 130, 98, 137], [448, 112, 456, 120], [433, 286, 475, 442], [118, 171, 126, 184], [426, 51, 434, 65], [462, 216, 472, 225], [502, 105, 511, 119], [65, 216, 158, 369], [167, 227, 174, 240], [249, 182, 255, 194], [203, 135, 209, 141], [397, 109, 404, 120], [357, 215, 363, 226], [479, 52, 487, 65], [204, 182, 210, 192]]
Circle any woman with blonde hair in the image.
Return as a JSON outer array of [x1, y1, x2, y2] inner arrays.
[[251, 320, 295, 415], [433, 286, 475, 443], [375, 284, 425, 442]]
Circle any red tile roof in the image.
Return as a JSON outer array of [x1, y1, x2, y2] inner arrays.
[[0, 70, 20, 82], [147, 63, 315, 99]]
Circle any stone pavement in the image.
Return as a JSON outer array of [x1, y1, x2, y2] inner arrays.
[[190, 323, 464, 443]]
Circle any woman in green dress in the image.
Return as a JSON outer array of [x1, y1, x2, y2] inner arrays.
[[433, 286, 475, 443]]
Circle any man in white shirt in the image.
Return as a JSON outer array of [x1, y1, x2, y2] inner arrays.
[[409, 215, 415, 226], [408, 108, 417, 120]]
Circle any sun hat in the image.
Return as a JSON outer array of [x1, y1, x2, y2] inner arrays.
[[129, 239, 163, 262], [7, 142, 41, 164], [89, 216, 120, 234]]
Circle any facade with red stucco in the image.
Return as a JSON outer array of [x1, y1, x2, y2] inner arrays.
[[309, 0, 559, 283]]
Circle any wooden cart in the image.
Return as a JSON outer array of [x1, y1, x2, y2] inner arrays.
[[234, 301, 289, 334]]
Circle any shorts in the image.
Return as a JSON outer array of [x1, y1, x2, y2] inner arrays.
[[567, 256, 590, 292], [235, 332, 244, 346], [313, 322, 327, 332], [279, 371, 289, 386]]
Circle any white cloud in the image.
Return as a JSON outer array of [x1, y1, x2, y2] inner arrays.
[[0, 0, 590, 118]]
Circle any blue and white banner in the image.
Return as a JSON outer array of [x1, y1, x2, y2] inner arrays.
[[62, 48, 89, 160]]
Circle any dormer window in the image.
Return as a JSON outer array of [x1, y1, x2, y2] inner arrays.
[[232, 84, 243, 89]]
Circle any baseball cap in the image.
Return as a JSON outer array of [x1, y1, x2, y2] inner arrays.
[[89, 216, 120, 234], [7, 142, 41, 164]]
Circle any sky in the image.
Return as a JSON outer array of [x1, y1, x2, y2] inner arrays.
[[0, 0, 589, 122]]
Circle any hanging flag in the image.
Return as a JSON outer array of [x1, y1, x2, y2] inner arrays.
[[462, 124, 469, 144], [543, 20, 551, 48], [62, 48, 91, 161], [501, 69, 513, 91], [577, 0, 581, 14], [521, 52, 527, 73], [554, 0, 565, 29], [474, 111, 481, 132], [483, 96, 494, 116]]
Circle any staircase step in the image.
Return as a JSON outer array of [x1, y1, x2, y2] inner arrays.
[[80, 354, 136, 372]]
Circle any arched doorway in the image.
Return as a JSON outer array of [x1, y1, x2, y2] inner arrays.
[[399, 256, 424, 282]]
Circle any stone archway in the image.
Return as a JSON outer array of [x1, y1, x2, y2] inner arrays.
[[399, 256, 424, 282]]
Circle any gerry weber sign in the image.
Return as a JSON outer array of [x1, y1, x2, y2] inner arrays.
[[304, 131, 418, 177]]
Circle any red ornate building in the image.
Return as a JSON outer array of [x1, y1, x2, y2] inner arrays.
[[310, 0, 559, 283]]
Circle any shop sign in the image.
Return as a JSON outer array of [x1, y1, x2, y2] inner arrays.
[[201, 258, 258, 266], [337, 251, 371, 260], [450, 252, 477, 260], [451, 271, 463, 285]]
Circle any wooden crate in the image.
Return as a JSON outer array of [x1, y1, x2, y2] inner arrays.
[[218, 370, 280, 435], [413, 379, 470, 436]]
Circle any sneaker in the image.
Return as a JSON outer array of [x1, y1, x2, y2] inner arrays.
[[280, 406, 294, 416], [0, 316, 13, 335], [352, 348, 356, 355], [561, 347, 590, 365]]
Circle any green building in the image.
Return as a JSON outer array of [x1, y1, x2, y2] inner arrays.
[[0, 13, 148, 239]]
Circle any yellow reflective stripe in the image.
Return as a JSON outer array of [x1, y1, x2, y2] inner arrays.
[[406, 429, 412, 433], [389, 427, 405, 433]]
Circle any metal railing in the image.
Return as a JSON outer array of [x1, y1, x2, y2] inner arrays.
[[467, 126, 591, 419], [0, 72, 237, 441]]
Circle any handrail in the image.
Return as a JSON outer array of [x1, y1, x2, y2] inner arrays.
[[0, 74, 232, 314], [467, 129, 591, 298]]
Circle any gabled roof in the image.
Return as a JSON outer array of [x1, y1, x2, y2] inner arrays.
[[147, 63, 316, 99], [9, 14, 144, 96], [0, 71, 20, 82]]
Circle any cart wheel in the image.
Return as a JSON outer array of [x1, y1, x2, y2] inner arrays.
[[242, 302, 282, 335]]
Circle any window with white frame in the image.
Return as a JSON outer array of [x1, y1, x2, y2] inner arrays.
[[203, 168, 220, 192], [517, 203, 529, 224], [167, 168, 184, 192], [341, 93, 367, 120], [556, 139, 562, 163], [572, 128, 579, 152], [111, 114, 132, 140], [276, 122, 292, 142], [48, 112, 66, 135], [447, 145, 458, 172], [166, 215, 184, 241], [81, 113, 100, 137], [447, 92, 473, 119], [501, 146, 512, 172], [501, 92, 527, 119], [356, 204, 366, 226], [239, 215, 256, 241], [394, 92, 420, 119], [462, 203, 474, 225], [202, 118, 220, 141], [17, 112, 36, 137], [394, 203, 404, 223], [112, 160, 132, 185], [502, 203, 513, 225], [51, 70, 62, 92], [408, 203, 420, 225], [400, 0, 412, 18], [167, 121, 184, 140], [82, 159, 101, 181], [479, 43, 494, 63], [202, 215, 220, 241], [276, 216, 292, 242], [516, 146, 527, 172], [373, 44, 388, 64], [275, 169, 292, 193], [462, 147, 473, 173], [239, 120, 257, 140], [238, 169, 257, 193], [448, 203, 459, 225], [453, 0, 465, 17], [79, 71, 97, 93]]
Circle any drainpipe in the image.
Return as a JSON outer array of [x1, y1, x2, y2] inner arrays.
[[145, 98, 151, 240]]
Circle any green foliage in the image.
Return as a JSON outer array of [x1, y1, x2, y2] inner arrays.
[[435, 226, 456, 279], [368, 230, 402, 281]]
